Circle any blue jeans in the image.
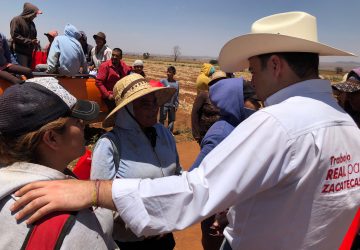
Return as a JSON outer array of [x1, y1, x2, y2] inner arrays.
[[160, 106, 176, 132]]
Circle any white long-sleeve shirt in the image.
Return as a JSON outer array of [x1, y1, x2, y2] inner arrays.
[[112, 79, 360, 249]]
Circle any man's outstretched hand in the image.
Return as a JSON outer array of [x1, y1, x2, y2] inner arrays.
[[10, 179, 96, 225]]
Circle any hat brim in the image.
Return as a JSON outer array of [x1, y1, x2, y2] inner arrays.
[[332, 80, 360, 93], [93, 35, 106, 44], [102, 87, 176, 128], [71, 100, 100, 121], [219, 33, 355, 73], [208, 76, 227, 87]]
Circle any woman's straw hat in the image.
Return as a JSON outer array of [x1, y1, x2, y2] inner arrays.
[[219, 11, 355, 73], [332, 68, 360, 93], [102, 74, 176, 127], [208, 71, 227, 86]]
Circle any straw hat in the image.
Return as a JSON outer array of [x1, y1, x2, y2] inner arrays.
[[208, 71, 227, 86], [219, 11, 355, 73], [332, 68, 360, 93], [102, 74, 176, 127]]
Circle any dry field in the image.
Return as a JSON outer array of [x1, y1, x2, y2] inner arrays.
[[123, 56, 252, 142], [122, 56, 344, 142]]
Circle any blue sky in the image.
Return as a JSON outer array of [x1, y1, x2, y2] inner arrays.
[[1, 1, 359, 62]]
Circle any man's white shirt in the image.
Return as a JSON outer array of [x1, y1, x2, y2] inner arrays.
[[112, 79, 360, 249]]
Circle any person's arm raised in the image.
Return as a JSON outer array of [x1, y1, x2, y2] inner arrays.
[[10, 179, 115, 225]]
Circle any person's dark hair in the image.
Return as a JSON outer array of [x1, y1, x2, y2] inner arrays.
[[113, 48, 123, 56], [168, 66, 176, 74], [258, 52, 319, 79]]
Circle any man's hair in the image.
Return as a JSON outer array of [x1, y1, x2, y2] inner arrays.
[[0, 117, 69, 165], [113, 48, 123, 55], [258, 52, 319, 79], [168, 66, 176, 74]]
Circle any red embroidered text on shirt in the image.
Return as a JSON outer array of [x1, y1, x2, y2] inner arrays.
[[321, 153, 360, 194]]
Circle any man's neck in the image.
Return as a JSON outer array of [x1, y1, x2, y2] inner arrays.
[[113, 60, 122, 68]]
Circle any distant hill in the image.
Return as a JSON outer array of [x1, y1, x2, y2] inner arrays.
[[125, 51, 360, 72], [320, 61, 360, 72]]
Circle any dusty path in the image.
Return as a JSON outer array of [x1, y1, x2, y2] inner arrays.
[[173, 141, 203, 250]]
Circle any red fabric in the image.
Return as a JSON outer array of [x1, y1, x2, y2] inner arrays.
[[339, 208, 360, 250], [31, 49, 47, 70], [25, 212, 71, 250], [72, 148, 92, 180], [149, 80, 164, 87], [95, 60, 132, 98]]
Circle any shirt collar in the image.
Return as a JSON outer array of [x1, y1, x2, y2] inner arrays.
[[264, 79, 333, 106]]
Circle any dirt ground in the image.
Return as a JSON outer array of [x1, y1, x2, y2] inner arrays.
[[173, 140, 203, 250]]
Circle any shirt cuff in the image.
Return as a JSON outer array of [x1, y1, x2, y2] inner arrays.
[[112, 179, 151, 236]]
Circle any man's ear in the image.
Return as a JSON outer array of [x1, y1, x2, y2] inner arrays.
[[41, 130, 60, 151], [269, 55, 283, 77]]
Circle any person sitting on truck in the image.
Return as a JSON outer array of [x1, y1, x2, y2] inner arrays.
[[47, 24, 88, 76], [0, 32, 33, 84]]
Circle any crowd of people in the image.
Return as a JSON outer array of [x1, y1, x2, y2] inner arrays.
[[0, 3, 360, 250], [1, 2, 182, 131]]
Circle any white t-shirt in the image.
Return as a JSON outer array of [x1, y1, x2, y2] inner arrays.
[[90, 45, 112, 69]]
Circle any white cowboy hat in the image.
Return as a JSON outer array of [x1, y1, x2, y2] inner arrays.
[[102, 73, 175, 128], [219, 11, 355, 73]]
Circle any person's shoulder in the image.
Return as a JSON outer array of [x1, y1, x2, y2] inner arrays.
[[201, 123, 234, 149], [102, 59, 112, 66], [95, 132, 116, 146], [169, 80, 178, 85], [205, 120, 233, 139], [196, 73, 210, 83], [120, 59, 130, 67], [160, 78, 168, 85], [10, 15, 21, 22]]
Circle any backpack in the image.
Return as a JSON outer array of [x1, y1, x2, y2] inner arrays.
[[21, 212, 77, 250]]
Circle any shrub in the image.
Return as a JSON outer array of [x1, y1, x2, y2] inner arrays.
[[143, 52, 150, 59]]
